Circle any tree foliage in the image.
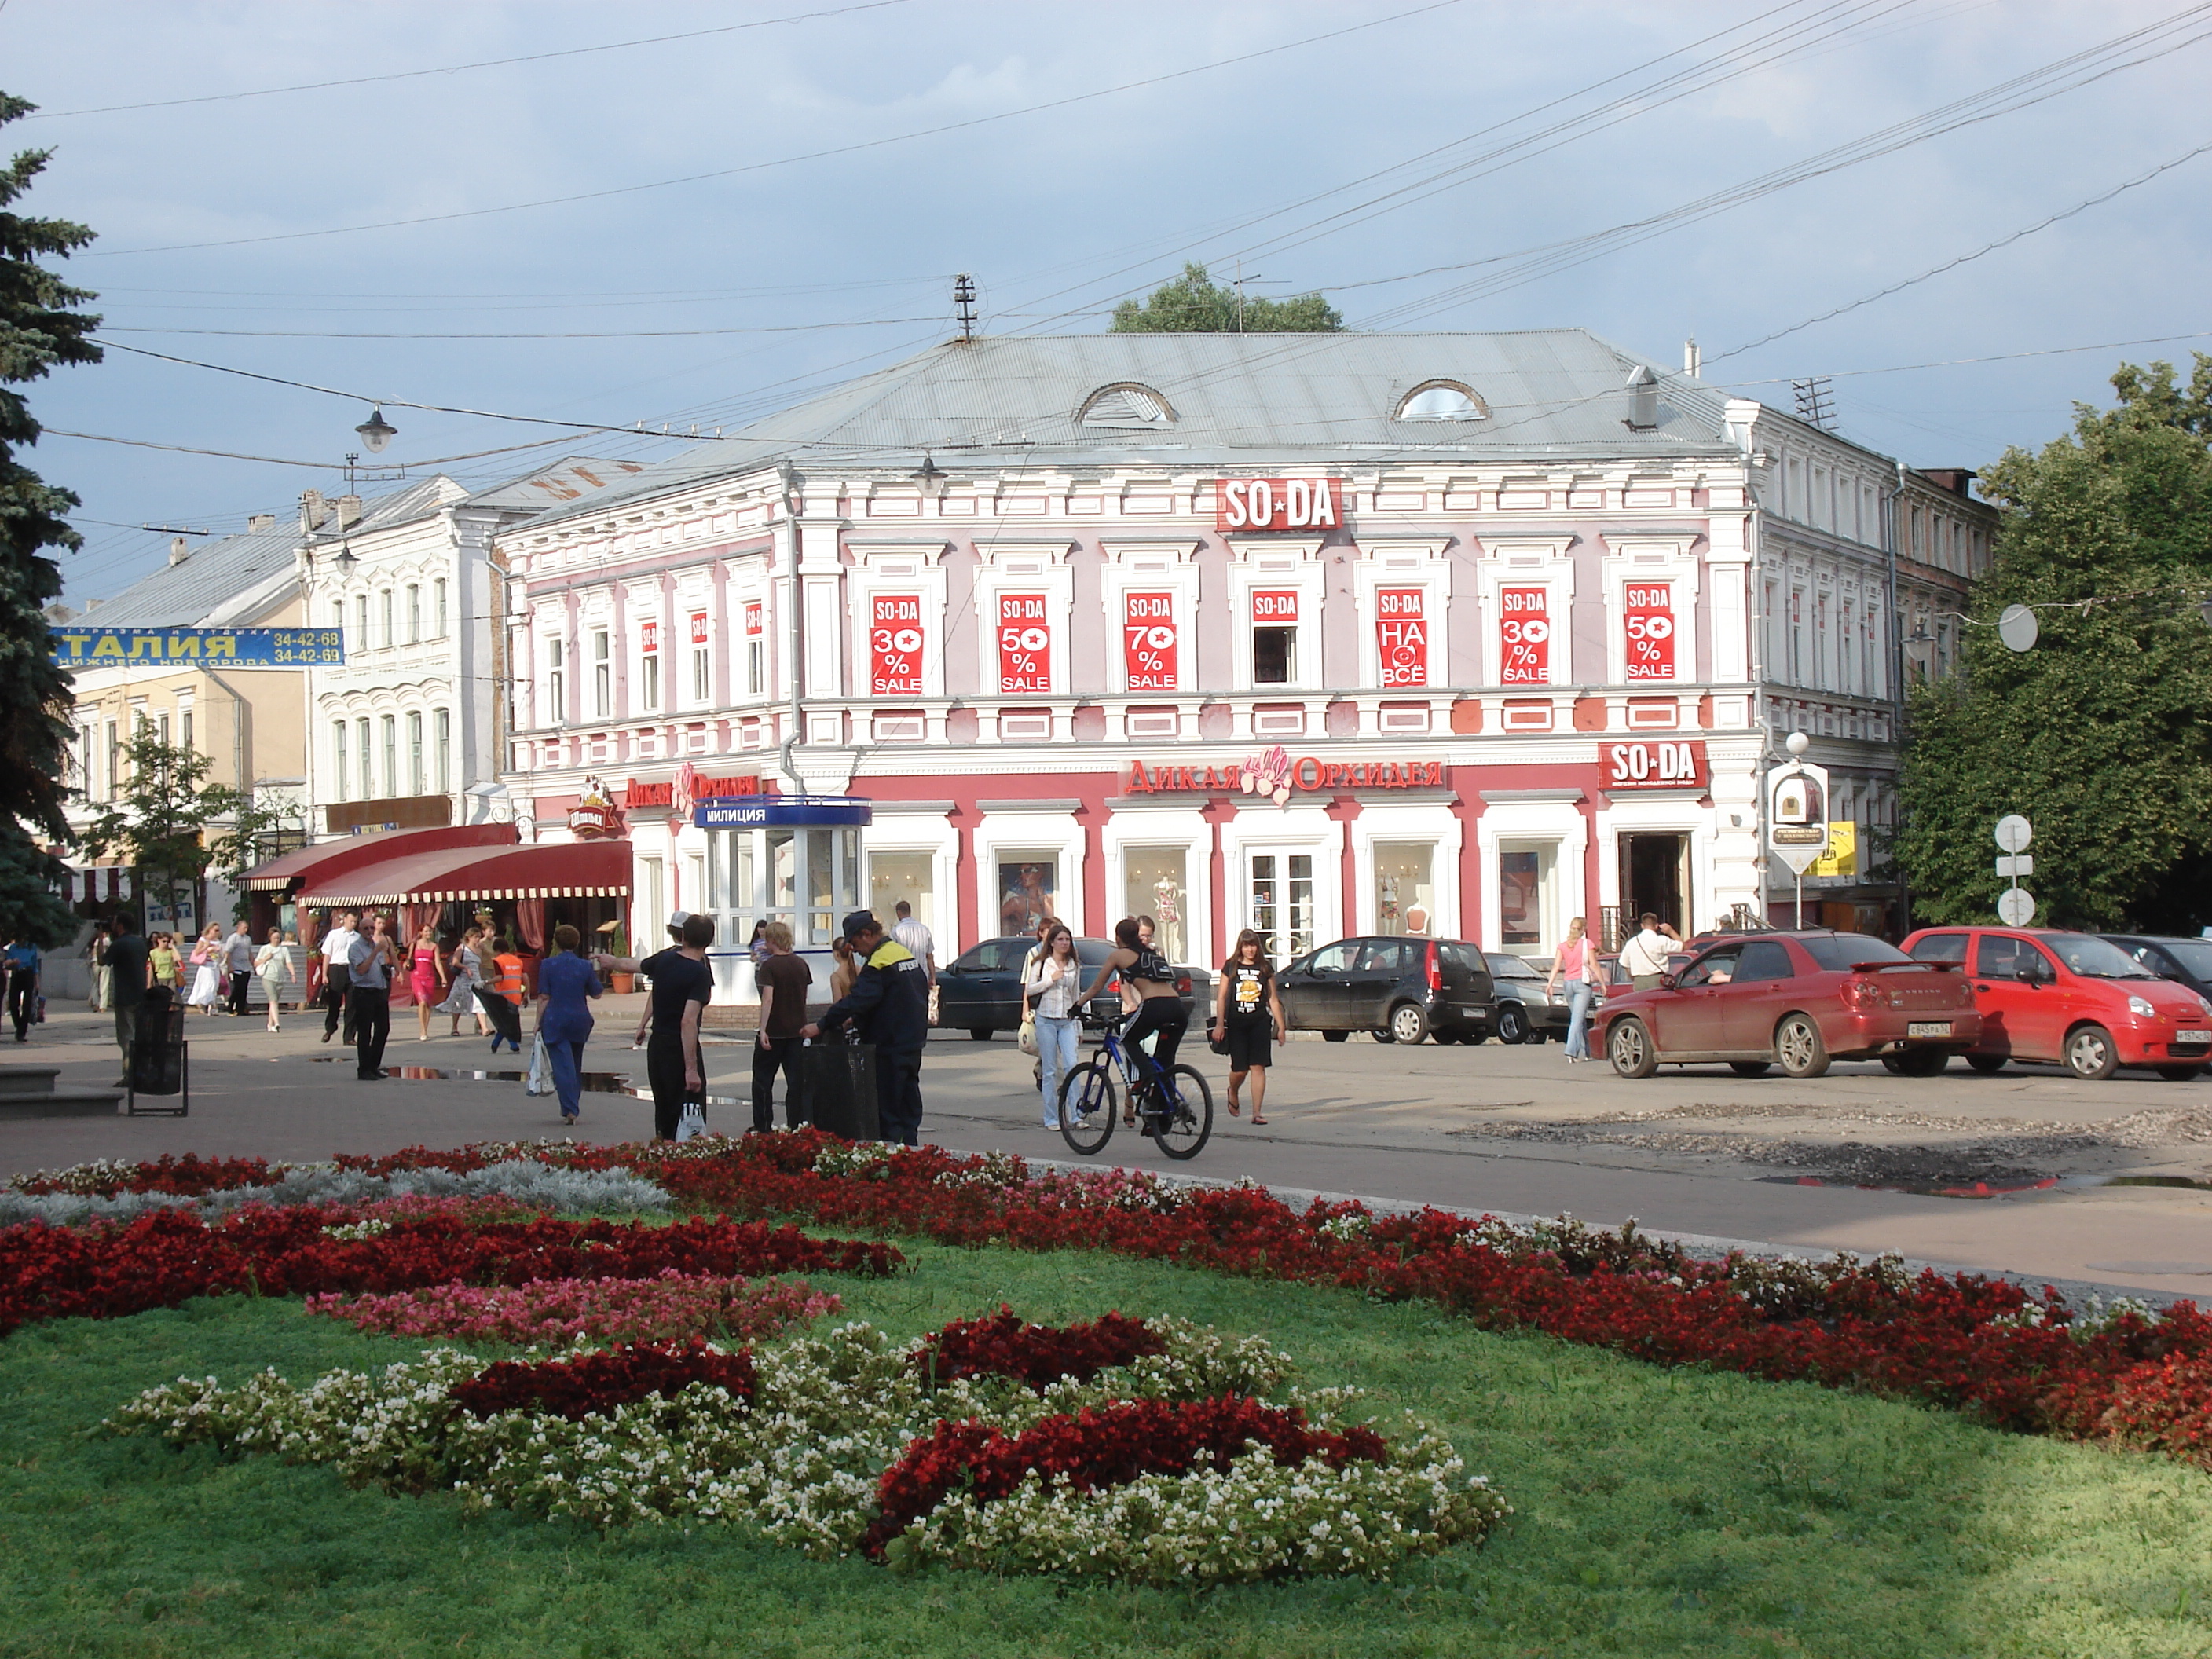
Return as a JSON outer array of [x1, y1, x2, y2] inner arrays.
[[1110, 263, 1342, 333], [77, 734, 244, 934], [1894, 357, 2212, 931]]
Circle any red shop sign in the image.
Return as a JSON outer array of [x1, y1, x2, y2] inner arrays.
[[688, 611, 708, 646], [1216, 476, 1342, 533], [628, 771, 761, 809], [871, 593, 924, 696], [1126, 756, 1444, 793], [1603, 739, 1705, 790], [1499, 585, 1550, 683], [1375, 587, 1428, 688], [1123, 591, 1177, 690], [1624, 582, 1675, 680], [744, 600, 763, 639], [998, 592, 1051, 692], [639, 619, 659, 654], [1251, 588, 1299, 624]]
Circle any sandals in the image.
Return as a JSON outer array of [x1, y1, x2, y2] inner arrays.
[[1249, 1116, 1269, 1126], [1225, 1094, 1241, 1118]]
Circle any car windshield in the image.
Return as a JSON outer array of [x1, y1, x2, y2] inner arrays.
[[2154, 939, 2212, 979], [2048, 934, 2157, 978], [1798, 935, 1913, 972]]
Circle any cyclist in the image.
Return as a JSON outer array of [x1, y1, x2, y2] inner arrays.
[[1078, 916, 1185, 1126]]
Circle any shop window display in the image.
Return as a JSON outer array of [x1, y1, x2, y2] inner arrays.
[[1250, 852, 1314, 961], [1373, 844, 1434, 936], [1122, 847, 1188, 961], [869, 851, 935, 935], [997, 851, 1059, 936], [1498, 844, 1556, 951]]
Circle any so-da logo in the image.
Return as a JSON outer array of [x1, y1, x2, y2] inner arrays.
[[1604, 739, 1705, 789]]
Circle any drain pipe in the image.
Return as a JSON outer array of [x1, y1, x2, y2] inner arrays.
[[775, 461, 805, 794], [1884, 460, 1910, 935]]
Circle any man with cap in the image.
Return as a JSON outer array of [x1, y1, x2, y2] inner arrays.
[[802, 910, 929, 1146]]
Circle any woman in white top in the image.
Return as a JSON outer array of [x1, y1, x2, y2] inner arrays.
[[185, 927, 225, 1014], [1021, 921, 1083, 1131], [1545, 915, 1601, 1062], [254, 928, 293, 1031]]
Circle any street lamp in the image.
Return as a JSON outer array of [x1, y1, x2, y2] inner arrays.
[[354, 407, 397, 453]]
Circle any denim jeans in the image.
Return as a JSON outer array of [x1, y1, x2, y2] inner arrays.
[[1564, 980, 1596, 1059], [1035, 1013, 1079, 1125]]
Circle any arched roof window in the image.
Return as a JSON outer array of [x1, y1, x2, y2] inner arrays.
[[1077, 383, 1176, 429], [1393, 380, 1488, 422]]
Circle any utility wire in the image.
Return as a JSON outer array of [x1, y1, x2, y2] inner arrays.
[[82, 0, 1465, 257], [24, 0, 915, 119], [44, 427, 595, 471], [100, 317, 945, 340]]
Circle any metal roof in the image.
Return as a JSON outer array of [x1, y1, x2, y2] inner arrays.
[[518, 329, 1742, 529]]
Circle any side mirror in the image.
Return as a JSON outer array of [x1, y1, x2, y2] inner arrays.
[[1657, 973, 1678, 991]]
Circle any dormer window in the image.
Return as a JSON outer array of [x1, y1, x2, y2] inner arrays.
[[1393, 380, 1487, 422], [1078, 383, 1176, 429]]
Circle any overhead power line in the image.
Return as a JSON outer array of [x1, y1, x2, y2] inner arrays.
[[44, 427, 597, 471], [82, 0, 1466, 257], [100, 317, 945, 340], [23, 0, 915, 119]]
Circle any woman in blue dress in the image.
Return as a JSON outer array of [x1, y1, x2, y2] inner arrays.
[[533, 923, 602, 1125]]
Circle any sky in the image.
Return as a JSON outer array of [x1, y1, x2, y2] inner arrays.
[[5, 0, 2208, 607]]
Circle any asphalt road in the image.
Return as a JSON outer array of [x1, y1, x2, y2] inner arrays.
[[8, 998, 2210, 1299]]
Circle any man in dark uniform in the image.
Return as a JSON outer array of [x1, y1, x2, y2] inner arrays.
[[802, 909, 930, 1146]]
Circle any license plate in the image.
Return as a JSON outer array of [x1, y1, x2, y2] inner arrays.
[[1906, 1021, 1952, 1038], [2181, 1029, 2212, 1043]]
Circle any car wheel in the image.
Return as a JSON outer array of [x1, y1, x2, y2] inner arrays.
[[1496, 1002, 1529, 1045], [1965, 1053, 2006, 1075], [1465, 1028, 1490, 1045], [2064, 1024, 2119, 1081], [1370, 1027, 1396, 1043], [1884, 1047, 1950, 1078], [1773, 1013, 1831, 1079], [1389, 1002, 1430, 1046], [1321, 1030, 1349, 1044], [1609, 1017, 1658, 1079], [1729, 1060, 1772, 1077], [969, 1027, 994, 1042], [2156, 1064, 2207, 1082]]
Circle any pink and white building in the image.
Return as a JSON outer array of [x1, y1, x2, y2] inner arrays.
[[496, 331, 1991, 974]]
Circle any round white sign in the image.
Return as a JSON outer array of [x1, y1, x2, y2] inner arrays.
[[1994, 815, 2033, 854], [1997, 886, 2036, 926], [1998, 603, 2040, 654]]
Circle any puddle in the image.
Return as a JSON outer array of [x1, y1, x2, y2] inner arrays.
[[305, 1057, 746, 1108], [2104, 1175, 2212, 1192], [1759, 1174, 2068, 1199]]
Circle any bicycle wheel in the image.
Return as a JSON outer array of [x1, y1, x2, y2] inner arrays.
[[1058, 1063, 1118, 1156], [1149, 1064, 1214, 1161]]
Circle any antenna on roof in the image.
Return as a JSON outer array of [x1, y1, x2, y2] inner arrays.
[[1792, 376, 1836, 430], [953, 273, 977, 343]]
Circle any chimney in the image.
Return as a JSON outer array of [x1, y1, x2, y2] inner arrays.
[[335, 494, 364, 529], [1623, 364, 1659, 430], [169, 536, 191, 566], [299, 489, 329, 532], [1920, 468, 1976, 500], [247, 513, 275, 532], [1683, 339, 1701, 378]]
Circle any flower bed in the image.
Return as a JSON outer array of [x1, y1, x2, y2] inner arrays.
[[107, 1313, 1505, 1583], [0, 1208, 899, 1336], [31, 1134, 2212, 1469], [307, 1269, 840, 1347]]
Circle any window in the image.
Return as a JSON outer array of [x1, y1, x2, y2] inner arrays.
[[1306, 940, 1357, 975], [380, 715, 397, 798], [1679, 948, 1741, 988], [380, 589, 394, 649], [747, 639, 766, 697], [592, 629, 611, 717], [545, 637, 565, 725], [1249, 851, 1314, 960], [434, 578, 449, 639], [434, 708, 450, 792], [1800, 934, 1910, 972], [1497, 844, 1557, 950], [1121, 846, 1188, 961], [157, 712, 170, 746], [1253, 627, 1295, 685], [1975, 935, 2049, 980], [355, 594, 370, 650], [1358, 939, 1416, 974], [1733, 940, 1798, 983], [688, 612, 709, 702], [406, 584, 421, 644], [1907, 932, 1968, 964], [356, 720, 372, 801], [332, 721, 350, 800], [1393, 380, 1487, 422], [180, 709, 193, 751], [105, 723, 119, 798], [868, 851, 936, 944], [406, 711, 424, 795], [642, 651, 661, 712], [1373, 843, 1434, 936], [995, 851, 1060, 936]]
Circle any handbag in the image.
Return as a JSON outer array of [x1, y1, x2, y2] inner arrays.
[[676, 1101, 708, 1141], [525, 1035, 555, 1096], [1017, 1010, 1038, 1055]]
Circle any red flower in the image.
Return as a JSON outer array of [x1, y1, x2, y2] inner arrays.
[[449, 1339, 756, 1421], [910, 1307, 1165, 1390]]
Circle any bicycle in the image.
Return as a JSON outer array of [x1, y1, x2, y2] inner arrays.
[[1057, 1009, 1213, 1161]]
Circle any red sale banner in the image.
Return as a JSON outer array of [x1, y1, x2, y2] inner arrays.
[[744, 601, 763, 639], [871, 593, 923, 696], [1624, 581, 1674, 680], [639, 619, 659, 654], [1375, 587, 1428, 688], [1123, 591, 1177, 690], [1499, 586, 1551, 683], [998, 592, 1051, 692], [687, 612, 708, 646], [1251, 589, 1300, 625]]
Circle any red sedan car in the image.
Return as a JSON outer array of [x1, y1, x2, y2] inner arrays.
[[1593, 930, 1983, 1079], [1901, 926, 2212, 1081]]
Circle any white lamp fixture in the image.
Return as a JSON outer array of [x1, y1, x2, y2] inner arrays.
[[354, 406, 397, 452]]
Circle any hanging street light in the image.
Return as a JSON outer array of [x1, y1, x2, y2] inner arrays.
[[354, 406, 397, 452]]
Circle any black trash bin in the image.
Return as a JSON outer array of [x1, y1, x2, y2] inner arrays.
[[127, 987, 189, 1116], [796, 1038, 878, 1141]]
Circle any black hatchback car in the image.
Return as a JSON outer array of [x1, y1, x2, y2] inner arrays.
[[2103, 935, 2212, 1004], [935, 936, 1207, 1039], [1274, 936, 1495, 1045]]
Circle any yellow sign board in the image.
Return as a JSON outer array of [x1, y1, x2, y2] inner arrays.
[[1810, 821, 1858, 878]]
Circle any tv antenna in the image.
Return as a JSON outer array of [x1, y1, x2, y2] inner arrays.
[[1792, 376, 1836, 430], [953, 273, 978, 342]]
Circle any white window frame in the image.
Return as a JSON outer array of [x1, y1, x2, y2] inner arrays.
[[1599, 535, 1701, 687], [1226, 537, 1325, 692], [1351, 538, 1452, 692], [846, 540, 951, 701], [972, 541, 1075, 698], [1101, 539, 1202, 697], [972, 810, 1085, 939], [1474, 537, 1576, 688]]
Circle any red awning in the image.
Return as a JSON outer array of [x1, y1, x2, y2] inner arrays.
[[239, 825, 518, 892], [298, 840, 632, 908]]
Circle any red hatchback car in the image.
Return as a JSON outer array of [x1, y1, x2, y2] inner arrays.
[[1900, 927, 2212, 1081], [1594, 930, 1982, 1079]]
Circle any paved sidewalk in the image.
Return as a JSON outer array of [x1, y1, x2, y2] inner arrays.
[[7, 1001, 2211, 1300]]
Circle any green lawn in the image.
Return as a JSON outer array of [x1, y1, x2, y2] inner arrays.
[[5, 1239, 2212, 1658]]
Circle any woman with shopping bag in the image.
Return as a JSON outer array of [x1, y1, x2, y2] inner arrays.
[[1021, 922, 1082, 1131], [532, 924, 601, 1126]]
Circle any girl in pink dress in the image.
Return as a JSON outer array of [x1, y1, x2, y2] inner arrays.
[[409, 924, 448, 1042]]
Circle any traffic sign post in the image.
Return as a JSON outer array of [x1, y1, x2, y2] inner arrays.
[[1766, 733, 1829, 927], [1993, 816, 2034, 927]]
